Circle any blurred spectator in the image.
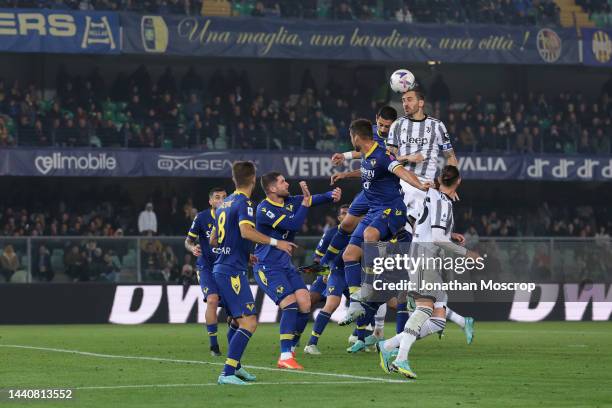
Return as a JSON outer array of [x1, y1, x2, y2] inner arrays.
[[138, 202, 158, 235], [0, 244, 19, 282], [33, 244, 54, 282]]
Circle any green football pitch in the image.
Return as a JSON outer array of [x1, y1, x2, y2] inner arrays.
[[1, 322, 611, 407]]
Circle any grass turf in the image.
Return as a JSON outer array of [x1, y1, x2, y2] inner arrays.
[[1, 322, 611, 407]]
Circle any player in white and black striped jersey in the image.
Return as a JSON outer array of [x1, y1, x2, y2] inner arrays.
[[386, 88, 458, 234]]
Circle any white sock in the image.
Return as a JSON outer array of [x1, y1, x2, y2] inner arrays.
[[395, 306, 432, 362], [383, 333, 402, 351], [446, 307, 465, 328], [374, 303, 387, 331], [280, 352, 293, 360], [417, 317, 446, 339]]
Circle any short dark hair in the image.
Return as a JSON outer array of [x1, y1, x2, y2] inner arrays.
[[411, 86, 426, 101], [208, 187, 226, 198], [338, 204, 350, 214], [232, 161, 256, 188], [377, 106, 398, 122], [349, 119, 373, 140], [260, 172, 282, 193], [440, 165, 460, 187]]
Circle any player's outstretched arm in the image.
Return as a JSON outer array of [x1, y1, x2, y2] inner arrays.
[[239, 223, 296, 255], [331, 151, 361, 166], [330, 169, 361, 185], [209, 227, 218, 247], [392, 166, 431, 191]]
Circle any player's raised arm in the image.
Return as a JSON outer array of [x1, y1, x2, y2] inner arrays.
[[391, 161, 430, 191], [185, 214, 202, 256], [331, 151, 362, 165], [238, 200, 296, 255]]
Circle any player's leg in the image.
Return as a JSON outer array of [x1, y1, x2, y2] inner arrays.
[[446, 306, 475, 344], [417, 304, 446, 340], [347, 302, 379, 353], [390, 297, 434, 379], [305, 268, 347, 354], [254, 264, 302, 368], [396, 292, 410, 334], [199, 267, 222, 356], [320, 192, 366, 266], [292, 275, 312, 354], [214, 269, 257, 385], [339, 242, 366, 325]]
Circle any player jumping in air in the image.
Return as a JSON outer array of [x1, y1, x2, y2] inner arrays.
[[185, 187, 227, 356], [377, 166, 479, 379], [211, 162, 295, 385], [253, 173, 341, 369]]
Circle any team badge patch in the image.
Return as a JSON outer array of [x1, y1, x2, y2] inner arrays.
[[231, 275, 241, 295], [276, 286, 285, 295], [258, 270, 268, 286], [246, 303, 255, 312]]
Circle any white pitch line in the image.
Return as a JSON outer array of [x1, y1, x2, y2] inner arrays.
[[0, 344, 405, 384], [76, 380, 395, 390]]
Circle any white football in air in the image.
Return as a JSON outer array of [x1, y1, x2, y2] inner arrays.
[[389, 69, 416, 93]]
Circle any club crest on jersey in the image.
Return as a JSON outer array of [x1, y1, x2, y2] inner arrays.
[[370, 159, 377, 166], [285, 204, 294, 212], [231, 275, 241, 294], [203, 287, 209, 294], [395, 209, 403, 216], [266, 210, 276, 219], [276, 285, 285, 295], [258, 269, 268, 286], [246, 303, 255, 312], [247, 207, 253, 216], [327, 286, 335, 294]]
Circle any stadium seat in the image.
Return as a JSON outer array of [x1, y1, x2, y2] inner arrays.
[[202, 0, 232, 17]]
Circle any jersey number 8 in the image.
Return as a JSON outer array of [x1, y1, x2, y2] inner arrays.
[[218, 211, 226, 244]]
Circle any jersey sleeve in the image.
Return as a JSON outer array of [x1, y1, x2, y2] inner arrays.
[[186, 213, 201, 240], [381, 151, 402, 173], [436, 121, 453, 151], [386, 119, 402, 147], [257, 203, 309, 232], [238, 199, 256, 228]]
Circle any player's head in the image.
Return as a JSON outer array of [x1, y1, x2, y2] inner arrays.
[[401, 88, 425, 117], [208, 187, 227, 209], [349, 118, 373, 151], [338, 204, 349, 223], [375, 106, 397, 137], [438, 165, 461, 190], [260, 172, 290, 198], [232, 161, 256, 190]]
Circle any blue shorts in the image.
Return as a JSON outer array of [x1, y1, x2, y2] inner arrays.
[[348, 191, 369, 217], [197, 264, 219, 301], [310, 275, 327, 296], [254, 263, 307, 305], [325, 267, 348, 297], [212, 265, 257, 318], [349, 200, 407, 246]]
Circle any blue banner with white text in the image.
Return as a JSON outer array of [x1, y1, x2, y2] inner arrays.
[[0, 9, 120, 54], [120, 13, 579, 65], [1, 149, 612, 181]]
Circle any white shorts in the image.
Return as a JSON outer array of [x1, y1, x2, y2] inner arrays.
[[400, 180, 428, 222]]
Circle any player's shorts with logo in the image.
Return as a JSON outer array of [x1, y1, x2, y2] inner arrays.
[[349, 198, 407, 246], [197, 259, 218, 301], [408, 263, 446, 307], [212, 264, 257, 318], [324, 266, 348, 298], [310, 275, 327, 297], [348, 191, 369, 217], [254, 263, 307, 304]]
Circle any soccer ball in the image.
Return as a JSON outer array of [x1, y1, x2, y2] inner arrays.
[[389, 69, 416, 94]]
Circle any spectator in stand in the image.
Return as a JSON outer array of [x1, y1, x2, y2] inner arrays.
[[64, 245, 86, 281], [138, 202, 158, 235], [33, 244, 54, 282], [0, 244, 19, 282]]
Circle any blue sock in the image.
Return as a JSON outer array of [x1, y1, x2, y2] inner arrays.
[[320, 227, 350, 265], [309, 311, 331, 345], [227, 321, 238, 344], [355, 303, 377, 341], [207, 324, 218, 348], [344, 260, 362, 294], [280, 302, 298, 355], [396, 302, 409, 334], [223, 328, 252, 376], [293, 312, 309, 348]]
